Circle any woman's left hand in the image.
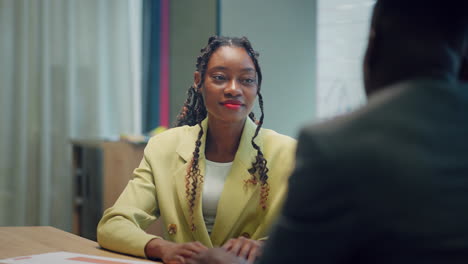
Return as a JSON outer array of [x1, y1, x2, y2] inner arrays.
[[186, 248, 244, 264], [221, 237, 263, 264]]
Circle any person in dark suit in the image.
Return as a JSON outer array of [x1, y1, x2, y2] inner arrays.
[[187, 0, 468, 263]]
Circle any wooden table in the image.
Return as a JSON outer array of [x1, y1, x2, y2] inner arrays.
[[0, 226, 159, 262]]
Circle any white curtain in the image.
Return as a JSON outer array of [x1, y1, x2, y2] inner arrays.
[[0, 0, 142, 230]]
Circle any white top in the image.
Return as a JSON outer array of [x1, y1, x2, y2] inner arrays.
[[202, 159, 233, 234]]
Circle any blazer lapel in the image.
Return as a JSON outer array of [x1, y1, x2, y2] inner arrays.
[[174, 119, 213, 246], [210, 119, 261, 246]]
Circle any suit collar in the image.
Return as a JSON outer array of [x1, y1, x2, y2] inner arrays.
[[175, 119, 207, 163], [175, 118, 210, 245], [234, 117, 261, 169], [174, 117, 262, 246], [176, 117, 260, 164], [209, 118, 262, 245]]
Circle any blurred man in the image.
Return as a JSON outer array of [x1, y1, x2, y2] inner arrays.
[[188, 0, 468, 263]]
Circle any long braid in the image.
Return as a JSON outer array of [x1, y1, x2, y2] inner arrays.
[[185, 122, 204, 231], [238, 37, 271, 210], [176, 36, 271, 230], [176, 36, 222, 230], [246, 92, 270, 209], [176, 85, 197, 126]]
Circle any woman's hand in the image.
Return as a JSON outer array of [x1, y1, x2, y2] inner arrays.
[[186, 248, 245, 264], [145, 238, 207, 264], [221, 237, 263, 264]]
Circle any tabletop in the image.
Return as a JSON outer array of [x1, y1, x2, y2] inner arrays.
[[0, 226, 158, 263]]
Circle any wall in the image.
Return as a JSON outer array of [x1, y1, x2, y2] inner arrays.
[[169, 1, 218, 125], [219, 0, 317, 138], [316, 0, 375, 119]]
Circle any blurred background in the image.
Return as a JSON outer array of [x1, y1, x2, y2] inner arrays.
[[0, 0, 374, 238]]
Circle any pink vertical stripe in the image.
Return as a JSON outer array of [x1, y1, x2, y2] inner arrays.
[[159, 0, 170, 127]]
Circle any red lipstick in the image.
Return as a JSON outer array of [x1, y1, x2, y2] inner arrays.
[[222, 100, 243, 110]]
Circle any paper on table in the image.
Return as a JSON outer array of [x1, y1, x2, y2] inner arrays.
[[0, 251, 152, 264]]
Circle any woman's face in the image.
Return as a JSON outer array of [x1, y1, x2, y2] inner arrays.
[[196, 46, 258, 124]]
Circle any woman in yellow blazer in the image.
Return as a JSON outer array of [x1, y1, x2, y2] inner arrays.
[[97, 36, 296, 264]]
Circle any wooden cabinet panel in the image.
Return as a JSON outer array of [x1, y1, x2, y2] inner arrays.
[[72, 140, 162, 241]]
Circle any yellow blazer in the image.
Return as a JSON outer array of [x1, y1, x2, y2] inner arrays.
[[97, 118, 296, 258]]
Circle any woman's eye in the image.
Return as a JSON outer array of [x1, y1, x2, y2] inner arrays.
[[213, 75, 226, 81], [243, 78, 256, 84]]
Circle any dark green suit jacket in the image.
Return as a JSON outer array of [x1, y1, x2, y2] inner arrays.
[[259, 79, 468, 263]]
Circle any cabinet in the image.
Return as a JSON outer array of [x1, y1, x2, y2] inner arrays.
[[71, 140, 162, 241]]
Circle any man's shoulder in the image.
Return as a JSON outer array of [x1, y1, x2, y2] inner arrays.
[[297, 79, 468, 170], [296, 80, 427, 159], [300, 79, 464, 140]]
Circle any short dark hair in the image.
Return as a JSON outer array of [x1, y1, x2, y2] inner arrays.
[[374, 0, 468, 48], [363, 0, 468, 94]]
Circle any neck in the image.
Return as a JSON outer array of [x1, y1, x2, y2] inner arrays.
[[205, 116, 245, 162]]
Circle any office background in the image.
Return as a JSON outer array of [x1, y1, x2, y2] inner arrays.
[[0, 0, 373, 233]]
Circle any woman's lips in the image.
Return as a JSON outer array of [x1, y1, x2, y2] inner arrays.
[[223, 103, 242, 110], [221, 100, 243, 110]]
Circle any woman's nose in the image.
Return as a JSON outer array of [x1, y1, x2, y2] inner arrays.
[[225, 80, 241, 96]]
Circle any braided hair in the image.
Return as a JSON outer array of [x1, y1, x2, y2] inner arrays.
[[176, 36, 269, 231]]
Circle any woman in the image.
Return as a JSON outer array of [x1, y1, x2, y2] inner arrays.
[[97, 36, 296, 264]]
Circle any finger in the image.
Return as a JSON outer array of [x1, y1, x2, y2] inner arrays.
[[176, 255, 186, 264], [183, 243, 207, 254], [238, 241, 253, 259], [185, 255, 199, 264], [192, 241, 208, 251], [247, 245, 261, 264], [222, 239, 234, 250], [166, 261, 182, 264], [166, 255, 185, 264], [227, 238, 243, 256], [177, 249, 197, 258], [185, 251, 203, 264]]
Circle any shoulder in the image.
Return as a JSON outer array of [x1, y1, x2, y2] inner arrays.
[[259, 127, 297, 153], [298, 79, 463, 150], [257, 128, 297, 170], [147, 125, 186, 145], [145, 125, 198, 154], [293, 79, 458, 180], [297, 80, 422, 150]]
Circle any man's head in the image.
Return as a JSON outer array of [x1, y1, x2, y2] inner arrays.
[[363, 0, 468, 96]]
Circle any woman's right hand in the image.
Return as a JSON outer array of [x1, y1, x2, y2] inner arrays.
[[145, 238, 208, 264]]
